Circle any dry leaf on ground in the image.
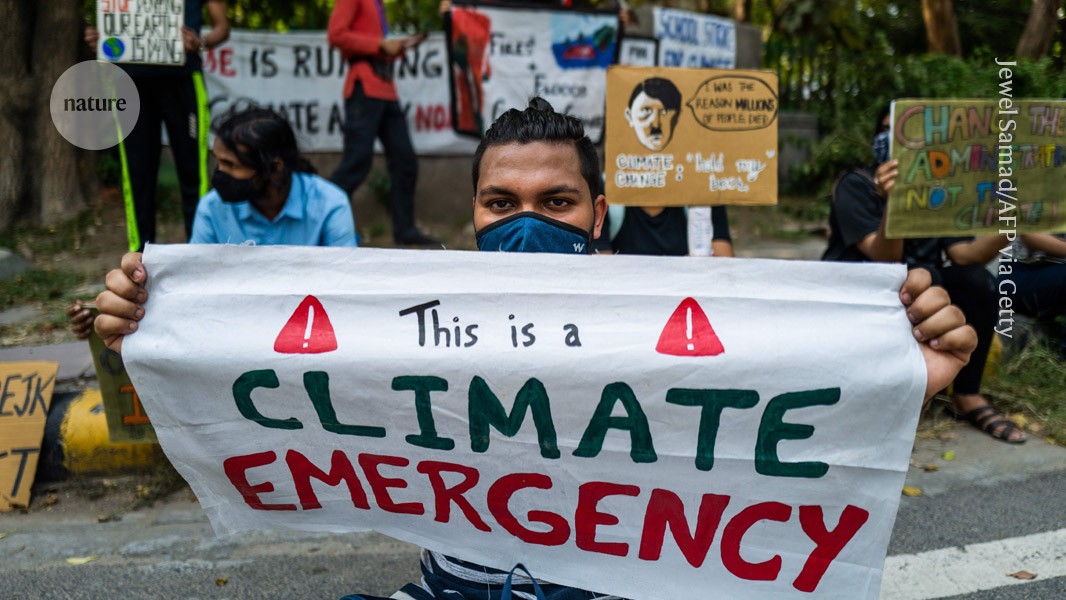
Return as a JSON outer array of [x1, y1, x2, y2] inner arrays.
[[902, 486, 923, 497], [1008, 570, 1037, 580], [66, 556, 98, 565]]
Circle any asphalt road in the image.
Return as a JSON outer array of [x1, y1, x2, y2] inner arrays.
[[3, 421, 1065, 599]]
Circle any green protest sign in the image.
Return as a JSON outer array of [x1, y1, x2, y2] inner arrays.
[[87, 307, 156, 444], [886, 99, 1066, 238]]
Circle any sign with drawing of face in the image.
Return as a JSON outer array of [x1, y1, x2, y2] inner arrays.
[[607, 66, 779, 206], [625, 78, 682, 151]]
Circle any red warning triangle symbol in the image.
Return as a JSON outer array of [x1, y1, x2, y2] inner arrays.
[[274, 295, 338, 354], [656, 297, 725, 357]]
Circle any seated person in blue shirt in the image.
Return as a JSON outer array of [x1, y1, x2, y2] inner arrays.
[[68, 108, 356, 338], [94, 97, 977, 600], [193, 107, 357, 246]]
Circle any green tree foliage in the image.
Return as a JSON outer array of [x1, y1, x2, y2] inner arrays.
[[752, 0, 1065, 197]]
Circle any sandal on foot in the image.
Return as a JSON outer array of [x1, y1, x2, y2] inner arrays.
[[945, 404, 1026, 444]]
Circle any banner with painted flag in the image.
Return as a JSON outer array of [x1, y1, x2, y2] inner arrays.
[[201, 30, 479, 155], [124, 245, 925, 599], [446, 3, 620, 141]]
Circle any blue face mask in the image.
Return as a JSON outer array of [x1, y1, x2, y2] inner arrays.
[[476, 212, 592, 254], [872, 131, 891, 165]]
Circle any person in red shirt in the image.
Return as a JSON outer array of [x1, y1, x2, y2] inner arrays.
[[327, 0, 440, 246]]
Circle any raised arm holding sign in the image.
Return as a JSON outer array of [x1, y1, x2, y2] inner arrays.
[[96, 98, 976, 599]]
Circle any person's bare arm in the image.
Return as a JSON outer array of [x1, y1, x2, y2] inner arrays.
[[945, 235, 1009, 265], [898, 268, 977, 403], [711, 240, 734, 257], [94, 253, 148, 352], [1020, 233, 1066, 257], [855, 159, 903, 262], [203, 0, 230, 48]]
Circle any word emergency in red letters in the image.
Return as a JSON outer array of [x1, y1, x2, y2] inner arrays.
[[223, 450, 869, 593]]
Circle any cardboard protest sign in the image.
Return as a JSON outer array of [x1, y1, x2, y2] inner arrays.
[[0, 362, 58, 511], [125, 245, 925, 599], [87, 308, 156, 443], [447, 3, 619, 141], [887, 99, 1066, 238], [97, 0, 186, 65], [606, 66, 778, 207], [202, 30, 479, 155]]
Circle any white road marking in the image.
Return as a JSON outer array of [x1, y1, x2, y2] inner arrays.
[[881, 527, 1066, 599]]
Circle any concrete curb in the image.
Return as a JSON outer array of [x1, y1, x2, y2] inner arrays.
[[38, 387, 165, 482]]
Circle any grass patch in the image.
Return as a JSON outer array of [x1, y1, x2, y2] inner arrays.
[[984, 342, 1066, 444], [0, 269, 97, 346], [0, 269, 87, 309], [0, 211, 98, 257]]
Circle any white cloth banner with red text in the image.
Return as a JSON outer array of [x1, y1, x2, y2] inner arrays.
[[124, 245, 925, 599], [201, 29, 478, 155]]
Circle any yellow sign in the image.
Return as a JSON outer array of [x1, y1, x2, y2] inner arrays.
[[0, 361, 58, 510], [605, 66, 778, 207]]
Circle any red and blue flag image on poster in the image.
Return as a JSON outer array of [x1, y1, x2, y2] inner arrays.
[[656, 297, 725, 357], [550, 13, 617, 69], [274, 295, 338, 354], [447, 3, 618, 141]]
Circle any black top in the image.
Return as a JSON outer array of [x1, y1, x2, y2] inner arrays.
[[823, 167, 882, 262], [822, 167, 970, 271], [119, 0, 205, 77], [595, 206, 731, 256]]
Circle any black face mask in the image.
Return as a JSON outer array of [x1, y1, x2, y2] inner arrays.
[[211, 168, 264, 203]]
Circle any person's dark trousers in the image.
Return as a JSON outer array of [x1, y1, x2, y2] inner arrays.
[[330, 82, 419, 239], [121, 73, 206, 249], [1005, 262, 1066, 356], [938, 264, 998, 394]]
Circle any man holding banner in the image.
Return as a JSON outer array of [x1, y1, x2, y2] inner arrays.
[[96, 97, 977, 599]]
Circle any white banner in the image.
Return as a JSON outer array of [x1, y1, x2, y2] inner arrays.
[[449, 5, 619, 142], [125, 245, 925, 599], [201, 30, 479, 155], [653, 7, 736, 69]]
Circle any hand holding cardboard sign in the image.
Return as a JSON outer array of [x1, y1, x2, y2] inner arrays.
[[95, 252, 148, 353], [873, 159, 899, 198]]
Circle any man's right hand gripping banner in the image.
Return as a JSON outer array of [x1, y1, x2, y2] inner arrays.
[[124, 246, 925, 599]]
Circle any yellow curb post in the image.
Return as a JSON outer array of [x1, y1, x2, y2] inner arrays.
[[59, 388, 165, 476]]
